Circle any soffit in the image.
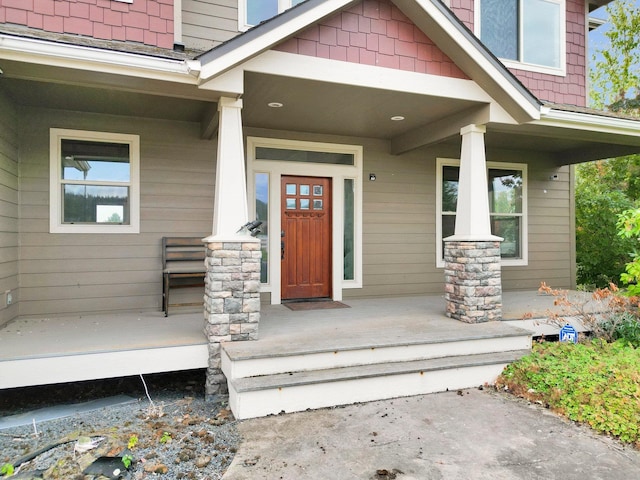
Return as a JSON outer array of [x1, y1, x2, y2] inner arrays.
[[242, 72, 479, 138]]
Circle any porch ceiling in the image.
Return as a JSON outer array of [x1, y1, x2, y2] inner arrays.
[[242, 72, 640, 163], [242, 72, 479, 139], [1, 76, 211, 122]]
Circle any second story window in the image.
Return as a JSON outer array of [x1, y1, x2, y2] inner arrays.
[[478, 0, 565, 74], [241, 0, 306, 30]]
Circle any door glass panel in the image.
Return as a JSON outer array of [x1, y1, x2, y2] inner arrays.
[[255, 172, 269, 283], [300, 185, 310, 196], [300, 199, 310, 210], [286, 198, 296, 209], [313, 185, 323, 196], [313, 199, 323, 210], [344, 179, 355, 280], [286, 184, 296, 195]]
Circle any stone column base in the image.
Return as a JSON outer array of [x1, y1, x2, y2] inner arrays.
[[203, 239, 261, 398], [444, 241, 502, 323]]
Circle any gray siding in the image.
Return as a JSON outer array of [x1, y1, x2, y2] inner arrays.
[[247, 129, 574, 301], [0, 89, 19, 326], [18, 108, 215, 317], [182, 0, 239, 52]]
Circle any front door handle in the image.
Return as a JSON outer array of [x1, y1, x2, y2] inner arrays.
[[281, 240, 285, 260]]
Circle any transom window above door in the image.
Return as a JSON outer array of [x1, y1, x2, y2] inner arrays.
[[477, 0, 565, 75], [240, 0, 306, 30]]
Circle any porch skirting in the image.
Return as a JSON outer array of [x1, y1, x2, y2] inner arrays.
[[444, 241, 502, 323], [203, 239, 261, 399]]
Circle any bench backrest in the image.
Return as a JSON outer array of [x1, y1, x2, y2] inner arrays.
[[162, 237, 206, 270]]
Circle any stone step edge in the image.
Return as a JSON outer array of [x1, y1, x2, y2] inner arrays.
[[222, 330, 532, 361], [230, 349, 530, 393]]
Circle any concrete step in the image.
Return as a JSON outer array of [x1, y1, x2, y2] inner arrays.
[[227, 349, 530, 419], [222, 331, 531, 380]]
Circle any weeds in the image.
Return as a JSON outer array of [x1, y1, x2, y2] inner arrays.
[[497, 340, 640, 447], [538, 282, 640, 344]]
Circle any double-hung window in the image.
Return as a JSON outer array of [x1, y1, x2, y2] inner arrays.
[[436, 159, 527, 267], [50, 128, 140, 234], [477, 0, 565, 74], [239, 0, 306, 30]]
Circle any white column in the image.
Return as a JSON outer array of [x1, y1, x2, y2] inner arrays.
[[446, 124, 502, 242], [204, 97, 250, 242]]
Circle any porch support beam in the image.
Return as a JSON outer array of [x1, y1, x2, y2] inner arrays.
[[205, 96, 250, 241], [390, 105, 490, 155], [444, 124, 503, 323], [200, 103, 219, 140]]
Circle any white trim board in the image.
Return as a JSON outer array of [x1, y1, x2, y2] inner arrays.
[[247, 137, 363, 304]]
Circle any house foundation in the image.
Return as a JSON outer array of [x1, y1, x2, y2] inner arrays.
[[203, 239, 261, 399], [444, 240, 502, 323]]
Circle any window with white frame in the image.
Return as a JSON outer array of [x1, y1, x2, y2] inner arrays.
[[436, 158, 527, 267], [239, 0, 306, 30], [477, 0, 565, 74], [49, 129, 140, 234]]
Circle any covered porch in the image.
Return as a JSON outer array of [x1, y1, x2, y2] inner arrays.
[[0, 291, 581, 392]]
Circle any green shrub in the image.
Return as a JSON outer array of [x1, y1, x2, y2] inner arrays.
[[497, 340, 640, 447]]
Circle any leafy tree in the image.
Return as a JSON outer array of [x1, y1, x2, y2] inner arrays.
[[575, 161, 636, 287], [590, 0, 640, 115], [576, 0, 640, 287]]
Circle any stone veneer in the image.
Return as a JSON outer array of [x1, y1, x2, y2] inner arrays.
[[203, 239, 261, 399], [444, 241, 502, 323]]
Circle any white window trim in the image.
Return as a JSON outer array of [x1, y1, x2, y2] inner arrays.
[[238, 0, 298, 31], [475, 0, 567, 77], [436, 158, 528, 268], [49, 128, 140, 234], [113, 0, 133, 3], [247, 137, 363, 305]]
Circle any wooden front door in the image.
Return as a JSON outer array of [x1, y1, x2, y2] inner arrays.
[[281, 176, 332, 300]]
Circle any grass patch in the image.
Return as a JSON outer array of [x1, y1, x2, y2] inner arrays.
[[496, 340, 640, 447]]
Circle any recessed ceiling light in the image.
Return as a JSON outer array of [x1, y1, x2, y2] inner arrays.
[[390, 115, 405, 121], [268, 102, 284, 108]]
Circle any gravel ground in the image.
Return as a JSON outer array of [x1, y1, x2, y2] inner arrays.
[[0, 370, 239, 479]]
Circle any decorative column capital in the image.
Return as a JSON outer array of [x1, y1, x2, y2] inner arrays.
[[218, 97, 243, 110], [460, 124, 486, 136]]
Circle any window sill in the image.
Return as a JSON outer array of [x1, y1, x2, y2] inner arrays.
[[501, 59, 566, 77], [50, 224, 140, 234]]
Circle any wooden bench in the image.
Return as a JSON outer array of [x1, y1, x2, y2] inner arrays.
[[162, 237, 206, 316]]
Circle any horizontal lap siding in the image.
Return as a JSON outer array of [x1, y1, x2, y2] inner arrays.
[[18, 108, 215, 317], [182, 0, 238, 52], [503, 158, 572, 290], [0, 89, 19, 326], [348, 142, 440, 299]]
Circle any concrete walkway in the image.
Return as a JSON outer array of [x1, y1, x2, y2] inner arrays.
[[223, 388, 640, 480]]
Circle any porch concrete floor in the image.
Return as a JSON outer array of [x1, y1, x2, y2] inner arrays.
[[0, 291, 580, 363]]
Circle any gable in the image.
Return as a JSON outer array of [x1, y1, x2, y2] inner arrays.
[[273, 0, 467, 78]]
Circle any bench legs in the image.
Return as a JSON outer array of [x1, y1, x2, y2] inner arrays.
[[163, 273, 170, 317]]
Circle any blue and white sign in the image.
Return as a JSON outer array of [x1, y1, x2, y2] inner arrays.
[[559, 324, 578, 343]]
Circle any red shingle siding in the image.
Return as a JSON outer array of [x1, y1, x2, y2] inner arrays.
[[450, 0, 587, 107], [0, 0, 174, 49], [273, 0, 468, 79]]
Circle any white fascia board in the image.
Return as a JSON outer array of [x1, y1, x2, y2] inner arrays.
[[394, 0, 541, 122], [240, 50, 492, 102], [0, 34, 198, 84], [199, 0, 355, 81], [537, 108, 640, 137]]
